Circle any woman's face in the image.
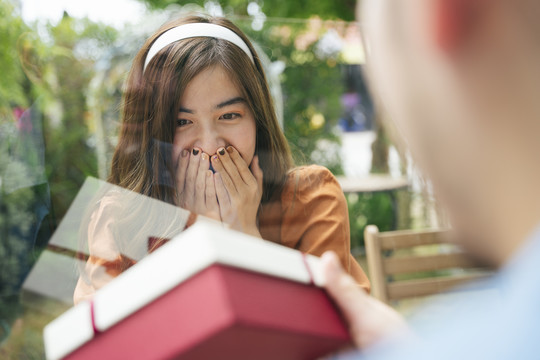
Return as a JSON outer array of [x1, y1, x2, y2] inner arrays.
[[172, 65, 257, 168]]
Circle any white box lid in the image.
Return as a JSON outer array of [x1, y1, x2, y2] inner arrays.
[[43, 300, 94, 360]]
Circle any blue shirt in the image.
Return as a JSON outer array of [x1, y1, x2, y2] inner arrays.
[[340, 227, 540, 360]]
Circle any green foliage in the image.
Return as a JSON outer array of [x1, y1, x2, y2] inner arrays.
[[0, 11, 119, 354], [0, 184, 36, 295], [39, 15, 118, 222], [0, 292, 69, 358], [370, 119, 391, 174], [0, 4, 119, 224], [347, 191, 395, 249], [281, 62, 344, 173], [139, 0, 357, 20], [232, 18, 345, 173], [0, 1, 29, 114]]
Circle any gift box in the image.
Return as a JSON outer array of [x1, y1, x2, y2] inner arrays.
[[44, 221, 351, 360]]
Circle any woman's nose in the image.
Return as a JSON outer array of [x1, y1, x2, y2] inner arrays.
[[195, 129, 226, 156]]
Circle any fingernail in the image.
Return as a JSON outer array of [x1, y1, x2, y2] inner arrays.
[[181, 149, 189, 157], [201, 153, 208, 161], [218, 148, 226, 156], [226, 146, 234, 153], [212, 155, 219, 162], [192, 148, 200, 156]]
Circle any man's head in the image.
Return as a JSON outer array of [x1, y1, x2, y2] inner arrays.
[[360, 0, 540, 265]]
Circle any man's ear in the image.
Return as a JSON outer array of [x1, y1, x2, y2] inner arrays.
[[434, 0, 479, 55]]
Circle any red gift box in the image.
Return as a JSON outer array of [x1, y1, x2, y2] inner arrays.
[[44, 221, 351, 360]]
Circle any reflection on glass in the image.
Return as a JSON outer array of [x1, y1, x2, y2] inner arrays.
[[24, 177, 192, 305]]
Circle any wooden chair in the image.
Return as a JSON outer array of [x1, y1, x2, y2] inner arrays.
[[364, 225, 491, 304]]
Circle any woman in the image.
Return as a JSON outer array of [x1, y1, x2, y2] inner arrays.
[[74, 15, 369, 304]]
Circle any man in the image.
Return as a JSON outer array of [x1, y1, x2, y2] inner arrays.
[[322, 0, 540, 358]]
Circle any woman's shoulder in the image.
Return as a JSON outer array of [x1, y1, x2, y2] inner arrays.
[[281, 165, 343, 204], [287, 164, 336, 177], [285, 165, 340, 187]]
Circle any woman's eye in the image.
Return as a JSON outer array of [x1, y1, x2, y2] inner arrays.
[[219, 113, 241, 121], [176, 119, 192, 127]]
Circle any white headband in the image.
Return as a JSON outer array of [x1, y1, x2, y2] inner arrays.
[[143, 23, 255, 72]]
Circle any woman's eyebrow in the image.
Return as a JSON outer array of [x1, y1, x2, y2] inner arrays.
[[178, 107, 194, 114], [215, 97, 246, 109], [178, 97, 245, 114]]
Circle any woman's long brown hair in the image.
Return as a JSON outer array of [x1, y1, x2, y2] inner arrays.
[[109, 15, 293, 205]]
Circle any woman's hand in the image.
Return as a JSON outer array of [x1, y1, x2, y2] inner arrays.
[[211, 146, 263, 237], [176, 148, 221, 221]]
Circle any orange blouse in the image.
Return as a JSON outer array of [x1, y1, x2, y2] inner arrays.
[[259, 165, 370, 292]]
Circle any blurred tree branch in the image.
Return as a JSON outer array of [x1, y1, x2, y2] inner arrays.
[[137, 0, 357, 21]]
